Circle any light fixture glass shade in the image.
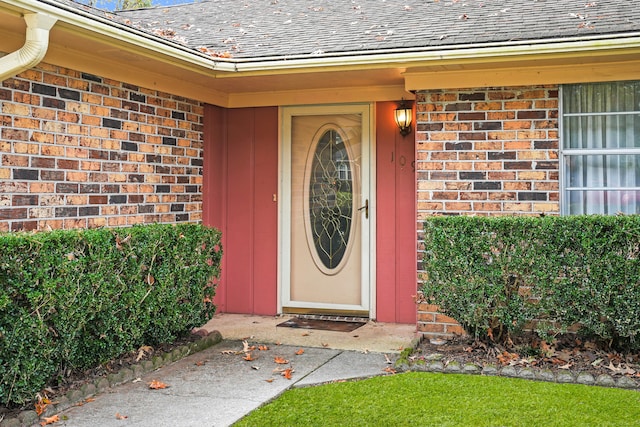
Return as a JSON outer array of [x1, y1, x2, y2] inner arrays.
[[394, 103, 412, 136]]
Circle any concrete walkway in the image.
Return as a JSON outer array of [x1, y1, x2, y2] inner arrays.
[[55, 315, 417, 427]]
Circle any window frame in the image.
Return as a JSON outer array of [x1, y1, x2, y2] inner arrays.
[[559, 82, 640, 216]]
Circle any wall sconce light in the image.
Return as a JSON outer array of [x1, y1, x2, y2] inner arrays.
[[394, 99, 413, 136]]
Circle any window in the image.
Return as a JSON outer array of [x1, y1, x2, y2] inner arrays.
[[561, 81, 640, 215]]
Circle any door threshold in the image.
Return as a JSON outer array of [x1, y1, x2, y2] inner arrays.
[[282, 307, 369, 319]]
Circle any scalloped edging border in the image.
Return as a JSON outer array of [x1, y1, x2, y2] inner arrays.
[[1, 331, 222, 427], [395, 337, 640, 391]]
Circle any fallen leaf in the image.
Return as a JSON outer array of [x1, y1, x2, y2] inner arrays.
[[384, 367, 397, 374], [605, 361, 621, 372], [243, 353, 255, 361], [384, 354, 392, 364], [608, 353, 623, 363], [282, 368, 293, 379], [621, 366, 636, 376], [115, 234, 130, 251], [115, 413, 128, 420], [258, 345, 269, 351], [584, 341, 599, 350], [132, 378, 142, 383], [295, 349, 305, 355], [35, 395, 51, 416], [148, 380, 169, 389], [136, 345, 153, 362], [84, 398, 95, 403], [265, 378, 274, 383], [221, 350, 237, 355], [558, 362, 573, 370], [302, 332, 310, 336], [539, 341, 556, 357], [251, 365, 260, 370], [497, 351, 520, 365], [242, 340, 250, 353], [40, 415, 59, 426], [274, 356, 289, 364], [195, 360, 206, 366], [321, 342, 329, 347], [557, 350, 574, 361]]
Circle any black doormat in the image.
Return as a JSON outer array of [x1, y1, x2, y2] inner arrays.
[[277, 316, 366, 332]]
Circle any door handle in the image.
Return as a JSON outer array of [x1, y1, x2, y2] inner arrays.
[[358, 199, 369, 219]]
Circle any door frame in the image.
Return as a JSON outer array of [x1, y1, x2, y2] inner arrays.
[[278, 104, 376, 318]]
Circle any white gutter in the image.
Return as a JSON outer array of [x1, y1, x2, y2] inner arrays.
[[230, 34, 640, 72], [0, 12, 58, 82]]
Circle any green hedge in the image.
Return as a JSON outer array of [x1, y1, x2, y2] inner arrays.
[[0, 223, 222, 406], [422, 215, 640, 349]]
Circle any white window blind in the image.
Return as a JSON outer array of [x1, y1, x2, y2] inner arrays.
[[561, 81, 640, 215]]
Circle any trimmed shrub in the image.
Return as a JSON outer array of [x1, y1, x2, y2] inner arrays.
[[0, 224, 221, 406], [422, 215, 640, 349]]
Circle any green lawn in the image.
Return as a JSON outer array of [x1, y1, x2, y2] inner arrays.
[[235, 372, 640, 427]]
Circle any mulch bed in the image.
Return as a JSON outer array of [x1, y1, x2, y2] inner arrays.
[[408, 333, 640, 388]]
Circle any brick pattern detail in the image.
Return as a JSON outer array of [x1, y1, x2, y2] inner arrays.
[[0, 64, 204, 232], [415, 86, 560, 339], [417, 301, 466, 338]]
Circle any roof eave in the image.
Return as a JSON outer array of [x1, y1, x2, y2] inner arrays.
[[226, 33, 640, 74], [3, 0, 640, 77]]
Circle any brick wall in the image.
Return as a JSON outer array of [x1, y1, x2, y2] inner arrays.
[[415, 85, 560, 338], [0, 62, 204, 232]]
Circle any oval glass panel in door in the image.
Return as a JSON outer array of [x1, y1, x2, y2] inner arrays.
[[308, 128, 353, 271]]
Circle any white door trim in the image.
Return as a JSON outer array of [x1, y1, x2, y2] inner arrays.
[[278, 104, 376, 317]]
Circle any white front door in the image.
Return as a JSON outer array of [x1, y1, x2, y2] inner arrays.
[[281, 105, 372, 316]]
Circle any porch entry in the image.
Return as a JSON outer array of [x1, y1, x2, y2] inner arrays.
[[281, 105, 372, 317]]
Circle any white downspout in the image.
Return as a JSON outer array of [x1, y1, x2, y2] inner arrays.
[[0, 12, 58, 82]]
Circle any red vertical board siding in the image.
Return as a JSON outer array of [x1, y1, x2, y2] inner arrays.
[[375, 102, 417, 324], [225, 109, 255, 313], [202, 105, 278, 315], [375, 103, 397, 322], [251, 108, 279, 314], [202, 104, 227, 312], [394, 104, 418, 324]]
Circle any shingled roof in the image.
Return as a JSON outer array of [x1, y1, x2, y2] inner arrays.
[[112, 0, 640, 60]]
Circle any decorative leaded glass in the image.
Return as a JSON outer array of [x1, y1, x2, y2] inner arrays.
[[308, 129, 353, 269]]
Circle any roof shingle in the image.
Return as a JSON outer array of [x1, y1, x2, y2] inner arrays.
[[59, 0, 640, 60]]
